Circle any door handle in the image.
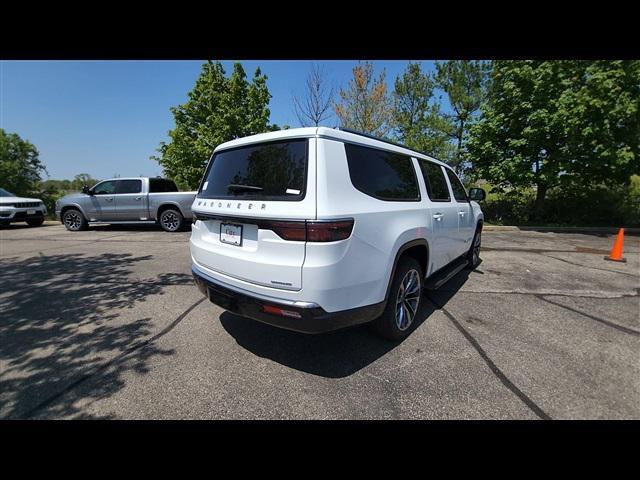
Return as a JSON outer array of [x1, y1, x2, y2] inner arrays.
[[105, 197, 114, 202], [135, 196, 141, 200], [433, 213, 444, 221], [458, 211, 466, 216]]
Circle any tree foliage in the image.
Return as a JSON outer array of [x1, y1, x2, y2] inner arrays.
[[293, 63, 335, 127], [0, 129, 47, 196], [152, 61, 272, 189], [468, 60, 640, 217], [434, 60, 489, 174], [334, 62, 393, 137], [392, 62, 454, 161]]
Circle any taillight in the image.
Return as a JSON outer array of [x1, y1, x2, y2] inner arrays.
[[263, 219, 354, 242], [268, 221, 307, 242], [306, 220, 354, 242]]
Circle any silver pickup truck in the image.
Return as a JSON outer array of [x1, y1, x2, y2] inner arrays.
[[55, 177, 196, 232]]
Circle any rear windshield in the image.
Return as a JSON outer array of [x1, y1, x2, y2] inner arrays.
[[199, 139, 308, 201]]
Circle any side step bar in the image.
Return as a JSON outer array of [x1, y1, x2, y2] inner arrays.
[[424, 257, 468, 290]]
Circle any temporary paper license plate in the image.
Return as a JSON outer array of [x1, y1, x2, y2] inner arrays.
[[220, 223, 242, 246]]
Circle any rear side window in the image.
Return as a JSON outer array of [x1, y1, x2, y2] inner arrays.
[[344, 143, 420, 201], [418, 161, 450, 202], [116, 179, 142, 194], [199, 139, 308, 201], [150, 178, 178, 193], [445, 169, 468, 202]]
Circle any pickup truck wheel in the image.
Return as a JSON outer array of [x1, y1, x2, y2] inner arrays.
[[159, 208, 184, 232], [371, 256, 423, 341], [62, 209, 88, 231], [466, 227, 482, 269], [26, 217, 45, 227]]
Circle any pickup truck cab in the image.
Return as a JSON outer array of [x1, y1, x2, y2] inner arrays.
[[0, 188, 47, 227], [190, 127, 486, 340], [56, 177, 196, 232]]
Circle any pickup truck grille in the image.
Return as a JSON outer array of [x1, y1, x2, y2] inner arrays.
[[13, 202, 41, 208]]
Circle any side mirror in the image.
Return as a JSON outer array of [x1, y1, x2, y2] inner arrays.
[[469, 187, 486, 202], [82, 185, 92, 195]]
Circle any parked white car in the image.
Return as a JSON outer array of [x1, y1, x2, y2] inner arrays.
[[190, 127, 486, 340], [0, 188, 47, 227]]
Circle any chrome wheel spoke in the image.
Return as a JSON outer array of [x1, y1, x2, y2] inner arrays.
[[395, 268, 421, 331]]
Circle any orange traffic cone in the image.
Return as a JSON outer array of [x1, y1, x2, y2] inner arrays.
[[605, 228, 626, 263]]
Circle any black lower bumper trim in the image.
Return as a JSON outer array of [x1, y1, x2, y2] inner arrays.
[[9, 211, 45, 221], [192, 266, 385, 334]]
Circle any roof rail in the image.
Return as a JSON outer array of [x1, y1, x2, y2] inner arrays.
[[335, 127, 446, 165]]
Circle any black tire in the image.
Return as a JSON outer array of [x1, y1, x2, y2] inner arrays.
[[62, 208, 88, 231], [26, 217, 45, 227], [371, 256, 423, 341], [466, 225, 482, 269], [159, 208, 184, 232]]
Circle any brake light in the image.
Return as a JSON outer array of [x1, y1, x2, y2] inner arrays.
[[306, 220, 354, 242], [268, 221, 307, 242], [263, 219, 354, 242]]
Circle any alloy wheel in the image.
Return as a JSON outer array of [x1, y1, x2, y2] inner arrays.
[[395, 269, 421, 331], [161, 211, 180, 231], [64, 211, 82, 230]]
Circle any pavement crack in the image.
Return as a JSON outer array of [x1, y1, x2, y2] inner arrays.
[[425, 295, 552, 420], [539, 253, 639, 278], [21, 297, 206, 419], [535, 294, 640, 336]]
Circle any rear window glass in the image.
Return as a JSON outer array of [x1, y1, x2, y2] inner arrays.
[[418, 160, 451, 202], [199, 139, 308, 201], [445, 168, 468, 202], [344, 143, 420, 201], [150, 178, 178, 193], [116, 179, 142, 194]]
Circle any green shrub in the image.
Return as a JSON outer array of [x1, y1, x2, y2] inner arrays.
[[473, 176, 640, 227]]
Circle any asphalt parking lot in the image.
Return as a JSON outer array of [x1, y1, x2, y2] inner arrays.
[[1, 222, 638, 419]]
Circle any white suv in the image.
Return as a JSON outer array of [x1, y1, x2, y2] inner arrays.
[[190, 127, 485, 340]]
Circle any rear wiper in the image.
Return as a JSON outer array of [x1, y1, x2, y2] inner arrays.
[[227, 184, 263, 192]]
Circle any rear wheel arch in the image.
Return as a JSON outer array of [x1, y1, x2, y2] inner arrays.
[[156, 203, 183, 220], [384, 239, 430, 303]]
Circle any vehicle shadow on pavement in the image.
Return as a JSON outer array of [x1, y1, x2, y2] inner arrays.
[[0, 253, 193, 419], [219, 273, 469, 378], [83, 224, 193, 233]]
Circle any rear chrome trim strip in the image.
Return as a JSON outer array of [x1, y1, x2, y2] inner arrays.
[[191, 262, 319, 309]]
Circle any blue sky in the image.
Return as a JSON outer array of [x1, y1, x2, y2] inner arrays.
[[1, 60, 440, 180]]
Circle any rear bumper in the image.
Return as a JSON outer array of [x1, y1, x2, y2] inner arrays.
[[192, 264, 384, 334]]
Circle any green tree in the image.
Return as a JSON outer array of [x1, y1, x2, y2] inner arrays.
[[468, 60, 640, 219], [392, 62, 454, 161], [0, 129, 47, 196], [152, 61, 272, 189], [434, 60, 490, 175], [334, 62, 393, 137]]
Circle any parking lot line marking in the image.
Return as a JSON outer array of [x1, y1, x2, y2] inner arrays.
[[535, 295, 640, 336], [425, 295, 552, 420], [21, 297, 206, 419]]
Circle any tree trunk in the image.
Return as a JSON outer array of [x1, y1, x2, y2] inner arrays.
[[533, 183, 547, 222]]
